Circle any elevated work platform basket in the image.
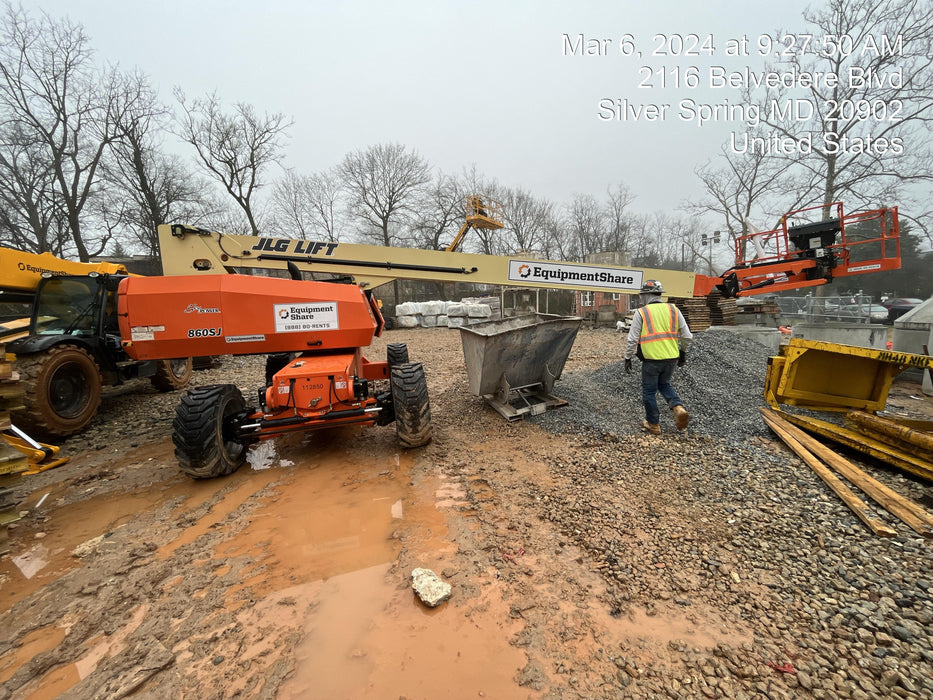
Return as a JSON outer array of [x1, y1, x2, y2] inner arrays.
[[459, 314, 583, 421]]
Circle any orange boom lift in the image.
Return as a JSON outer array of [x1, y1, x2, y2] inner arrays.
[[118, 264, 431, 479]]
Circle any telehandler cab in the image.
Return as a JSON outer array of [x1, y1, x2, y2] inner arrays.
[[0, 245, 194, 439]]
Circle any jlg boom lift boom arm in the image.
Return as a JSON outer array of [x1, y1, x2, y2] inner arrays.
[[155, 201, 899, 301]]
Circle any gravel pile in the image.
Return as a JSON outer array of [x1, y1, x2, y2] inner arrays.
[[525, 328, 933, 698], [538, 327, 775, 443]]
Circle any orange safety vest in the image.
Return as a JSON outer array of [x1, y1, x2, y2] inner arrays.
[[638, 303, 680, 360]]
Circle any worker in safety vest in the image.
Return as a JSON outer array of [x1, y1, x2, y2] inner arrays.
[[623, 279, 693, 435]]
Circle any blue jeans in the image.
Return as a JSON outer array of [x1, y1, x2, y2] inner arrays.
[[641, 359, 682, 424]]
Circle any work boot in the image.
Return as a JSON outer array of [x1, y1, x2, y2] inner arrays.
[[641, 419, 661, 435], [673, 405, 690, 431]]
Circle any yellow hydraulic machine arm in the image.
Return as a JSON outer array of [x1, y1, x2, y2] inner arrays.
[[156, 224, 699, 299], [445, 195, 505, 253], [0, 246, 128, 301]]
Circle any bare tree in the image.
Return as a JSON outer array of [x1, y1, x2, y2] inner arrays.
[[174, 89, 292, 237], [498, 187, 551, 256], [0, 3, 128, 259], [270, 168, 343, 241], [0, 121, 64, 252], [626, 213, 692, 269], [564, 193, 606, 261], [603, 183, 636, 254], [685, 134, 801, 261], [97, 71, 208, 256], [749, 0, 933, 234], [410, 171, 463, 250], [537, 211, 569, 261], [339, 143, 431, 306], [339, 143, 431, 247]]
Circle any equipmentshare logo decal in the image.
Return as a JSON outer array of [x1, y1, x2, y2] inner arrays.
[[273, 302, 339, 332], [507, 260, 644, 291]]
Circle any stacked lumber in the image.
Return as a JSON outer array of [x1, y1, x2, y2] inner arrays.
[[706, 290, 737, 325], [737, 300, 782, 315], [0, 344, 27, 555], [670, 297, 711, 332]]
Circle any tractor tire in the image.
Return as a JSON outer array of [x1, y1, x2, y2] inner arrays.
[[15, 345, 103, 439], [172, 384, 249, 479], [390, 362, 432, 449], [387, 342, 409, 370], [151, 357, 194, 392]]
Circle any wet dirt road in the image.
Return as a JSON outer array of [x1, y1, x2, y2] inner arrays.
[[1, 328, 730, 700], [1, 418, 529, 699], [7, 327, 929, 699]]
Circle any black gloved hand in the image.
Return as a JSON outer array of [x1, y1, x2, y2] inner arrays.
[[624, 358, 633, 374], [678, 350, 686, 367]]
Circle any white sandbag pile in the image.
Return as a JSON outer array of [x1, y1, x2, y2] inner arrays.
[[393, 300, 493, 329]]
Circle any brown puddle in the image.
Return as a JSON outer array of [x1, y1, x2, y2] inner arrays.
[[276, 565, 525, 700], [212, 434, 525, 699], [0, 626, 66, 685], [0, 476, 208, 612], [216, 431, 444, 597], [2, 428, 529, 698]]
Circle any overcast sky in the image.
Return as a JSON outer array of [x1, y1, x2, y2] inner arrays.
[[29, 0, 815, 219]]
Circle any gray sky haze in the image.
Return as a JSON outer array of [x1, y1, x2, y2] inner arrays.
[[30, 0, 815, 215]]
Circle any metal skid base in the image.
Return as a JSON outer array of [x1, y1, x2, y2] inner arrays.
[[485, 380, 569, 422]]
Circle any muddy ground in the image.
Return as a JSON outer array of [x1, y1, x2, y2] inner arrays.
[[1, 327, 932, 699]]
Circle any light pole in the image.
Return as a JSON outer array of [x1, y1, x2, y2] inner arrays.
[[701, 231, 721, 275]]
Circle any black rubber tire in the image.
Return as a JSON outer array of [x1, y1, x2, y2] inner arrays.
[[387, 342, 409, 370], [384, 317, 396, 331], [172, 384, 249, 479], [15, 345, 103, 439], [264, 352, 296, 385], [151, 357, 194, 391], [390, 362, 432, 448]]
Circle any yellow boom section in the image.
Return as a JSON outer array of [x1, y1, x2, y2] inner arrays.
[[157, 224, 698, 299], [0, 246, 128, 295]]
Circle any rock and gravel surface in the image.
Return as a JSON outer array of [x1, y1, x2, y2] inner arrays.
[[2, 325, 933, 699]]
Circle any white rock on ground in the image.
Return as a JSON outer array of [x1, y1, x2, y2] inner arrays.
[[411, 567, 451, 607]]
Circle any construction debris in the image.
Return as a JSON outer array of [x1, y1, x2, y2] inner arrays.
[[411, 568, 451, 607], [0, 342, 27, 555], [762, 408, 933, 538], [758, 338, 933, 537], [779, 412, 933, 481], [763, 338, 933, 478]]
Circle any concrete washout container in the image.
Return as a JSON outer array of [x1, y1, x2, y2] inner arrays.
[[458, 313, 584, 420]]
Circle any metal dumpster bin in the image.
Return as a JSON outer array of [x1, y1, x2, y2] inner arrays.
[[459, 314, 583, 421]]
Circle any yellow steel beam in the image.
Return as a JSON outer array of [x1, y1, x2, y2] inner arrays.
[[779, 412, 933, 482]]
